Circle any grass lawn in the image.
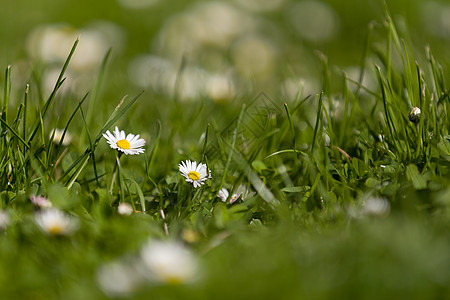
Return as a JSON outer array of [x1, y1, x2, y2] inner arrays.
[[0, 1, 449, 299]]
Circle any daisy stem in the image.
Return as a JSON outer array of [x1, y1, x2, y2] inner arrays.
[[116, 154, 126, 204], [109, 151, 123, 196]]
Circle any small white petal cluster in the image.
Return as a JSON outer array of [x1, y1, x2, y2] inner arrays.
[[178, 160, 211, 188], [217, 188, 230, 202], [103, 126, 146, 155], [35, 208, 79, 236], [30, 195, 53, 209], [118, 203, 133, 215]]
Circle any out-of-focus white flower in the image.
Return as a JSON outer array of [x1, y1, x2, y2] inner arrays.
[[97, 260, 143, 298], [191, 2, 255, 48], [179, 160, 211, 188], [0, 210, 11, 230], [26, 24, 78, 64], [140, 240, 198, 284], [71, 30, 110, 72], [103, 126, 146, 155], [50, 128, 72, 146], [26, 24, 115, 72], [361, 197, 391, 217], [128, 55, 176, 89], [30, 195, 53, 208], [206, 74, 235, 103], [231, 35, 277, 78], [118, 203, 133, 215], [234, 185, 255, 203], [117, 0, 160, 9], [232, 0, 285, 13], [287, 0, 339, 43], [35, 208, 78, 236], [158, 1, 255, 58]]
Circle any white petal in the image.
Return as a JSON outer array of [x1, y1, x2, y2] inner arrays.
[[126, 133, 135, 141]]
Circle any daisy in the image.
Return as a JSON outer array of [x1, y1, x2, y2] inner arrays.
[[140, 240, 198, 285], [35, 208, 78, 236], [217, 187, 241, 203], [103, 126, 145, 155], [217, 185, 255, 204], [178, 160, 211, 188]]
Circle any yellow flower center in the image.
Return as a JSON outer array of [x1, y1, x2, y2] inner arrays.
[[48, 224, 64, 235], [116, 139, 131, 149], [188, 171, 201, 181], [165, 275, 184, 285]]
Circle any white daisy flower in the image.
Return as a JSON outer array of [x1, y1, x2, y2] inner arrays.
[[140, 240, 198, 285], [178, 160, 211, 188], [35, 208, 79, 236], [103, 126, 145, 155], [217, 185, 255, 203]]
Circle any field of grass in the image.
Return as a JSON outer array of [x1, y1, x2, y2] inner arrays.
[[1, 0, 450, 299]]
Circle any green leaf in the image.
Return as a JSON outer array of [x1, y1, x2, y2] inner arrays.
[[406, 164, 427, 190], [437, 139, 450, 161], [281, 186, 310, 193], [365, 177, 380, 188], [352, 157, 369, 177], [252, 160, 268, 173], [214, 202, 228, 229]]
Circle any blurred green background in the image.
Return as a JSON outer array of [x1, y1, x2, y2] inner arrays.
[[1, 0, 450, 103]]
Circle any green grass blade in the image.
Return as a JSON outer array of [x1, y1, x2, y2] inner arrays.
[[284, 103, 296, 150], [27, 38, 79, 143], [2, 65, 11, 122], [311, 92, 324, 154], [0, 115, 30, 150]]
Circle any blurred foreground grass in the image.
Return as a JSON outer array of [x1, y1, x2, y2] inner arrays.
[[0, 1, 450, 299]]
